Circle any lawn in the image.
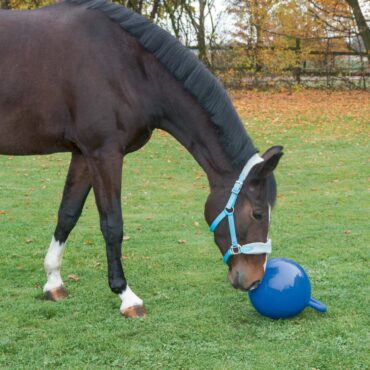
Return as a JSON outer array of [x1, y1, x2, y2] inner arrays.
[[0, 91, 369, 369]]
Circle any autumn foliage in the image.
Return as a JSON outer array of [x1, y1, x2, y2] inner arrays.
[[1, 0, 369, 89], [215, 0, 369, 88]]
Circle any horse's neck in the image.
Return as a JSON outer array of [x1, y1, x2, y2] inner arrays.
[[158, 89, 239, 188]]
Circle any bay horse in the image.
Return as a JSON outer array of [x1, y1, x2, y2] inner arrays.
[[0, 0, 283, 318]]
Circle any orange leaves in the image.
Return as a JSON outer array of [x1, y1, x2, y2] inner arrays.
[[68, 274, 80, 282], [9, 0, 51, 11], [231, 90, 370, 133]]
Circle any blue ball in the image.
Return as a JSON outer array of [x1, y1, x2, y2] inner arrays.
[[248, 257, 327, 319]]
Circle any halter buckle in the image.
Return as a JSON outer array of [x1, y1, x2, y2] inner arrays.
[[231, 180, 243, 195], [230, 245, 241, 255]]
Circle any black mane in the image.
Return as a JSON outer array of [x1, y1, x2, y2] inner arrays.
[[67, 0, 258, 168]]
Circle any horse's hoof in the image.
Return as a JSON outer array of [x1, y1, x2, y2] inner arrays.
[[121, 305, 147, 318], [44, 286, 68, 301]]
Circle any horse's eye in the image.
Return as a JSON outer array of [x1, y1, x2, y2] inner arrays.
[[251, 210, 263, 221], [249, 179, 260, 190]]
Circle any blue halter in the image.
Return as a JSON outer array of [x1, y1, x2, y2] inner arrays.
[[210, 153, 272, 264]]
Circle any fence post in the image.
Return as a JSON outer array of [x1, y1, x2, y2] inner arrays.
[[325, 38, 331, 88], [294, 38, 302, 84]]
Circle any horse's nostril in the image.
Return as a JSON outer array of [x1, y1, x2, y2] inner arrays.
[[249, 280, 261, 291]]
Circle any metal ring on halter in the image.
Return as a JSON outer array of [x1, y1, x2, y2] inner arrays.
[[225, 207, 234, 215], [230, 245, 241, 255]]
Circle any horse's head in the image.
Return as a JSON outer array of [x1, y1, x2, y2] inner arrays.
[[205, 146, 283, 291]]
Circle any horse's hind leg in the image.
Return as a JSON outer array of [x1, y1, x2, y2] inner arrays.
[[84, 150, 145, 318], [44, 153, 91, 301]]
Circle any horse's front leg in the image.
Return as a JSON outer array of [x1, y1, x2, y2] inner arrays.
[[85, 150, 146, 318], [44, 152, 91, 300]]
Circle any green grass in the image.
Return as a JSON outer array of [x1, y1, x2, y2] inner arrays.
[[0, 97, 369, 369]]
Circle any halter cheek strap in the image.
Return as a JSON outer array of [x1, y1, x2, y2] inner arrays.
[[210, 153, 272, 264]]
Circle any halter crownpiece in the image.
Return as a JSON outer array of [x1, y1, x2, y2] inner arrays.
[[209, 153, 272, 264]]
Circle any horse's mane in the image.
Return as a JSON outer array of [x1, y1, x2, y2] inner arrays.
[[66, 0, 257, 168]]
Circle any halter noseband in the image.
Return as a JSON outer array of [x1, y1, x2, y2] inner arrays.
[[210, 153, 272, 264]]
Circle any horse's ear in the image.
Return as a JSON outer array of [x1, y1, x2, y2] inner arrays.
[[254, 146, 284, 178]]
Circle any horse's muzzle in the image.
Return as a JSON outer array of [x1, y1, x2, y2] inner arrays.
[[228, 270, 262, 291]]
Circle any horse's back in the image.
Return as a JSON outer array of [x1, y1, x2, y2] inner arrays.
[[0, 3, 127, 85], [0, 3, 144, 155]]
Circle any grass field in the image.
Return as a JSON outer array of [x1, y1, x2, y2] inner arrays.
[[0, 91, 369, 369]]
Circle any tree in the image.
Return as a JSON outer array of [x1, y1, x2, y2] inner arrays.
[[114, 0, 160, 18], [228, 0, 318, 76], [309, 0, 369, 61], [182, 0, 219, 66], [160, 0, 188, 39], [0, 0, 11, 9], [346, 0, 370, 61]]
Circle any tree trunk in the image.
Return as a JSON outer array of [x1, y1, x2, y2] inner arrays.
[[346, 0, 370, 62], [183, 0, 210, 66], [252, 0, 263, 73], [150, 0, 160, 20], [197, 0, 209, 66], [127, 0, 141, 14]]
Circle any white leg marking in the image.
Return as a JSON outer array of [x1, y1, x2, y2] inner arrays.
[[268, 204, 271, 225], [119, 285, 143, 311], [43, 237, 66, 292]]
